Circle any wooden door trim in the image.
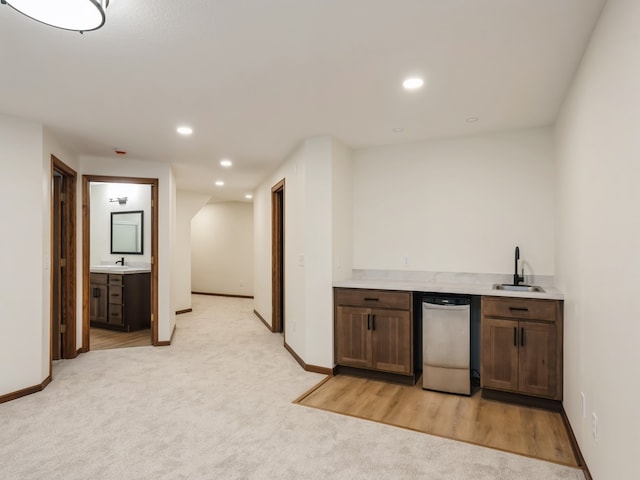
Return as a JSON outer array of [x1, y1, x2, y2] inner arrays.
[[82, 175, 159, 350], [271, 179, 285, 334], [50, 156, 77, 373]]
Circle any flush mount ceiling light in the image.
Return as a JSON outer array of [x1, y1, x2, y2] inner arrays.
[[176, 126, 193, 135], [220, 159, 233, 167], [1, 0, 109, 33], [402, 77, 424, 90], [215, 180, 224, 187], [245, 194, 253, 200]]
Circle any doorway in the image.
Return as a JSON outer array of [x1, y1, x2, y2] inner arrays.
[[82, 175, 159, 350], [271, 179, 285, 334], [51, 156, 77, 366]]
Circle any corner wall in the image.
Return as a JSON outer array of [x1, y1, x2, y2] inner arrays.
[[254, 136, 352, 368], [191, 201, 254, 297], [174, 190, 211, 312], [0, 114, 47, 395], [555, 0, 640, 478]]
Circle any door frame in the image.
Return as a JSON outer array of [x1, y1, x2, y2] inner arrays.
[[81, 175, 159, 349], [50, 156, 77, 370], [271, 179, 285, 334]]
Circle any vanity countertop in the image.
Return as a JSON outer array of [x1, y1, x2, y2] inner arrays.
[[333, 271, 564, 300], [90, 266, 151, 274]]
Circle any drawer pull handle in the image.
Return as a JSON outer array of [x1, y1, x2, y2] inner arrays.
[[509, 307, 529, 312], [367, 314, 371, 330], [371, 315, 376, 331], [513, 327, 517, 346], [521, 327, 525, 347], [364, 298, 379, 302]]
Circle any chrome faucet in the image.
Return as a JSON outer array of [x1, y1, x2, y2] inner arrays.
[[514, 247, 524, 285], [115, 257, 125, 265]]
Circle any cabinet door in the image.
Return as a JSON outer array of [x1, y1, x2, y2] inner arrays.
[[371, 308, 412, 374], [518, 321, 557, 398], [481, 317, 519, 392], [90, 284, 108, 324], [335, 306, 372, 368]]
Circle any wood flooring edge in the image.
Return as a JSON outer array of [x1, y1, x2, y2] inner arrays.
[[292, 376, 333, 404]]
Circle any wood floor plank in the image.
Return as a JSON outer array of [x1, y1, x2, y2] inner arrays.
[[90, 327, 152, 350], [296, 375, 578, 467]]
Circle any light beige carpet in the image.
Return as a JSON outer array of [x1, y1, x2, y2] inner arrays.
[[0, 295, 585, 480]]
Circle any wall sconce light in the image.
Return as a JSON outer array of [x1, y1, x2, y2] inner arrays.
[[0, 0, 109, 33], [109, 197, 128, 205]]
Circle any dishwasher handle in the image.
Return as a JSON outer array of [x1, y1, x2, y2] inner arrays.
[[423, 302, 470, 312]]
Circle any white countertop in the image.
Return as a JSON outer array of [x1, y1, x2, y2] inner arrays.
[[90, 266, 151, 274], [333, 271, 564, 300]]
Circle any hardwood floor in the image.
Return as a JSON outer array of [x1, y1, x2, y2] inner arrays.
[[295, 375, 578, 467], [90, 327, 152, 350]]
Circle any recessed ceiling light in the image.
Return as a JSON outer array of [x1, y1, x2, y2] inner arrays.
[[177, 126, 193, 135], [220, 159, 233, 167], [403, 77, 424, 90], [215, 180, 225, 187], [466, 117, 479, 123], [392, 127, 405, 133], [245, 194, 253, 200]]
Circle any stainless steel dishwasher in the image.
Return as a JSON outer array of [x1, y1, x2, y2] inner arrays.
[[422, 294, 471, 395]]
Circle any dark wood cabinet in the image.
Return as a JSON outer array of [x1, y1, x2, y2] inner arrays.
[[481, 296, 562, 401], [90, 272, 150, 332], [334, 288, 415, 382]]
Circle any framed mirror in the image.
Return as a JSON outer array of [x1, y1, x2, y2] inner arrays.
[[111, 210, 144, 254]]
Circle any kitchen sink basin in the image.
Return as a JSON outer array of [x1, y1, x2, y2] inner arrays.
[[492, 284, 545, 293]]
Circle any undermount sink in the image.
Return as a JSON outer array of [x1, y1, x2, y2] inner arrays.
[[91, 264, 129, 270], [493, 284, 545, 293]]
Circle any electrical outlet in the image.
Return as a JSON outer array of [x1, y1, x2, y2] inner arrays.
[[592, 412, 598, 441], [580, 392, 586, 418], [403, 256, 409, 266]]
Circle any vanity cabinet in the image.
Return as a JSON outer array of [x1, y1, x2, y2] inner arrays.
[[334, 288, 416, 383], [481, 296, 563, 400], [90, 272, 150, 332]]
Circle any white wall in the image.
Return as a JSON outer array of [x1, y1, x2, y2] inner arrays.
[[191, 201, 254, 297], [0, 115, 47, 395], [331, 138, 354, 283], [254, 136, 352, 368], [174, 190, 211, 312], [353, 127, 556, 277], [254, 144, 307, 356], [555, 1, 640, 478], [80, 156, 176, 342], [89, 183, 151, 266], [303, 137, 334, 367]]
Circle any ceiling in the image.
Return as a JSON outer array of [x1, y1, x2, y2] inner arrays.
[[0, 0, 606, 202]]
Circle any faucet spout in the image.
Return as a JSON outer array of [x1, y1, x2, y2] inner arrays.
[[115, 257, 125, 266], [513, 247, 524, 285]]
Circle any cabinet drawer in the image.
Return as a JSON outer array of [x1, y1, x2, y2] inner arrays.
[[108, 304, 123, 325], [90, 273, 108, 285], [483, 296, 556, 322], [108, 286, 123, 304], [335, 288, 411, 310], [108, 274, 123, 286]]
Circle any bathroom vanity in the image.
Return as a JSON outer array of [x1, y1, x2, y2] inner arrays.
[[90, 269, 151, 332]]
